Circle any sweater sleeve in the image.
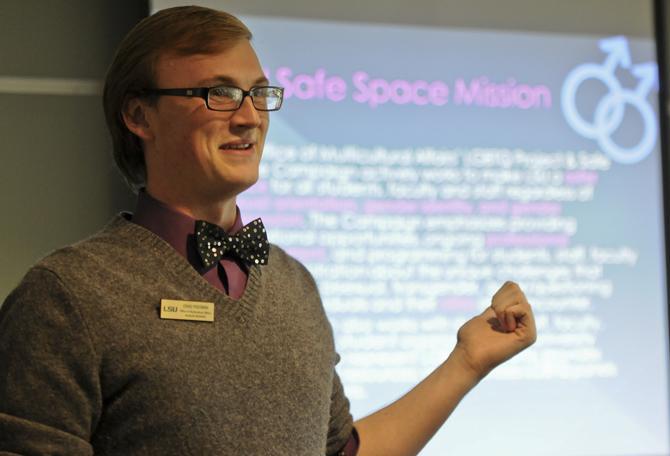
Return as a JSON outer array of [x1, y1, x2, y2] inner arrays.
[[0, 267, 100, 455], [326, 362, 355, 455]]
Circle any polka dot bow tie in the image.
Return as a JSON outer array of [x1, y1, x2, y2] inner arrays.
[[195, 218, 270, 269]]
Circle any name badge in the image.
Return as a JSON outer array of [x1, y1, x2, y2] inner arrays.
[[160, 299, 215, 322]]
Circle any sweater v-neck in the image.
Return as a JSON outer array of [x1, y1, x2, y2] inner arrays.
[[109, 214, 264, 322]]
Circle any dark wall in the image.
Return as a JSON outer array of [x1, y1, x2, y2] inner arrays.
[[0, 1, 148, 299]]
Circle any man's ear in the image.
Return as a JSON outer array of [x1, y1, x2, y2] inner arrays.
[[122, 97, 154, 141]]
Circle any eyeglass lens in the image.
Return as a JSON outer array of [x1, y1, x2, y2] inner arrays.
[[208, 86, 282, 111]]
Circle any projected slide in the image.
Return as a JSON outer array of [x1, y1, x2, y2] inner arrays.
[[233, 16, 668, 455]]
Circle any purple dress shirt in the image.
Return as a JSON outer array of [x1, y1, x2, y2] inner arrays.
[[131, 191, 248, 299]]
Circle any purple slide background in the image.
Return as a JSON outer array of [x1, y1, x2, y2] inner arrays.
[[236, 16, 669, 455]]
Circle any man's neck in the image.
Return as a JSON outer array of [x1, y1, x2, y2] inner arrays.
[[144, 186, 239, 231]]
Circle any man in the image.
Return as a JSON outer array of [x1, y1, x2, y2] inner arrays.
[[0, 6, 536, 455]]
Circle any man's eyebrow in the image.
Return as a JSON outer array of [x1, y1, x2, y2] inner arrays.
[[197, 75, 270, 87]]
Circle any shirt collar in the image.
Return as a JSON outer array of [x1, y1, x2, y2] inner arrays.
[[131, 189, 244, 263]]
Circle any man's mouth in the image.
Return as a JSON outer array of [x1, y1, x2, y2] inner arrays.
[[220, 143, 253, 151]]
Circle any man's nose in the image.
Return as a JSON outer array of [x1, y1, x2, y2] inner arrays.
[[231, 95, 262, 127]]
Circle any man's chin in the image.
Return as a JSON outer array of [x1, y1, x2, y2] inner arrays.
[[212, 175, 260, 199]]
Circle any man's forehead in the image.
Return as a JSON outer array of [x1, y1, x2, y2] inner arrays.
[[196, 74, 270, 87], [155, 43, 267, 87]]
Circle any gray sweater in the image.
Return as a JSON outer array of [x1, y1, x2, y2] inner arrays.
[[0, 215, 353, 455]]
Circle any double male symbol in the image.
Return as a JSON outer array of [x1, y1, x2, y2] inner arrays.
[[561, 36, 658, 165]]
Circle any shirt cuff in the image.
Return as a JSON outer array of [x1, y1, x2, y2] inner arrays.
[[336, 426, 360, 456]]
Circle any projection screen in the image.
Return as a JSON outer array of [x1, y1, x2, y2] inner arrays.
[[152, 2, 669, 454]]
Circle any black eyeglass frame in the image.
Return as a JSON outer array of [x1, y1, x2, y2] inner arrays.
[[141, 85, 284, 112]]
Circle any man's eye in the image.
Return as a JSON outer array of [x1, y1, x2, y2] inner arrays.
[[211, 87, 237, 98]]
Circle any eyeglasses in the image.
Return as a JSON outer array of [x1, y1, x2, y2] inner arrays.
[[142, 85, 284, 112]]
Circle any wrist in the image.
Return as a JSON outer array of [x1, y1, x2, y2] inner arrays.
[[446, 344, 488, 386]]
